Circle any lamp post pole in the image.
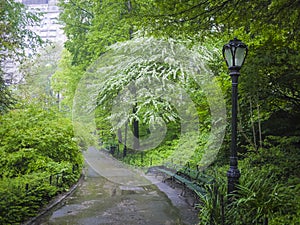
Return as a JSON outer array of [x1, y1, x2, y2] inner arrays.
[[222, 37, 248, 196], [227, 67, 241, 195]]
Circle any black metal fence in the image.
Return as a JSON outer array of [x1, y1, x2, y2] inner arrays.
[[24, 163, 80, 192], [0, 164, 81, 225]]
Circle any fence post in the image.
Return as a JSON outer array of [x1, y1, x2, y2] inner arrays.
[[221, 194, 225, 225], [62, 172, 65, 184], [140, 152, 144, 166], [110, 145, 116, 155], [72, 164, 78, 173]]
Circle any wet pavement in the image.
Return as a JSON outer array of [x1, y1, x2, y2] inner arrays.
[[32, 147, 199, 225]]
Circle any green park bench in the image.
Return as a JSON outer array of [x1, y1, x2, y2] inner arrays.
[[155, 163, 214, 205]]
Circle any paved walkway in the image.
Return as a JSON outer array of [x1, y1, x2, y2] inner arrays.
[[84, 147, 151, 187], [32, 147, 199, 225]]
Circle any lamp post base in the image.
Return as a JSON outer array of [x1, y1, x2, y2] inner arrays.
[[227, 166, 240, 195]]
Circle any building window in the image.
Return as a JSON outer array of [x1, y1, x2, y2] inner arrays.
[[22, 0, 49, 4]]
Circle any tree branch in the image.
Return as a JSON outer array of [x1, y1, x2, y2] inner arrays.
[[69, 0, 94, 18]]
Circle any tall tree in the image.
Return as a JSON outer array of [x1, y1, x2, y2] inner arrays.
[[18, 43, 63, 100], [58, 0, 133, 68], [51, 48, 84, 112], [0, 0, 42, 61], [59, 0, 140, 147], [0, 0, 42, 112], [133, 0, 300, 140]]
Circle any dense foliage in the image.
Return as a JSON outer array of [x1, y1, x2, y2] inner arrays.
[[0, 2, 85, 224], [57, 0, 300, 147], [197, 136, 300, 224], [0, 0, 298, 224], [54, 1, 300, 223], [58, 0, 133, 68], [0, 104, 83, 224]]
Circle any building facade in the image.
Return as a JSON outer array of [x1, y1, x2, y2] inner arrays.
[[3, 0, 65, 84], [21, 0, 66, 43]]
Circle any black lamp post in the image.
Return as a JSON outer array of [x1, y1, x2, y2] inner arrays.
[[222, 37, 248, 195]]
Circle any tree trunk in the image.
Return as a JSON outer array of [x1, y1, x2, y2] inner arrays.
[[257, 103, 263, 149], [132, 104, 140, 150], [249, 97, 257, 151], [127, 0, 140, 150], [117, 128, 122, 144], [123, 121, 128, 158], [127, 0, 133, 39]]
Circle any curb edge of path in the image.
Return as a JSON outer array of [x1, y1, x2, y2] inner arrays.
[[21, 173, 85, 225]]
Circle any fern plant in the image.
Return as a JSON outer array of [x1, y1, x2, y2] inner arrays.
[[227, 171, 295, 225]]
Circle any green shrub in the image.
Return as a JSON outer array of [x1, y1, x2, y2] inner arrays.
[[0, 104, 83, 224]]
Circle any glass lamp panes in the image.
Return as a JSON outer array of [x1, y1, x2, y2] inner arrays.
[[223, 38, 248, 69], [224, 47, 233, 67], [234, 47, 246, 67]]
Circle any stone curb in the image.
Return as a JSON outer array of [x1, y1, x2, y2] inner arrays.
[[22, 174, 85, 225]]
